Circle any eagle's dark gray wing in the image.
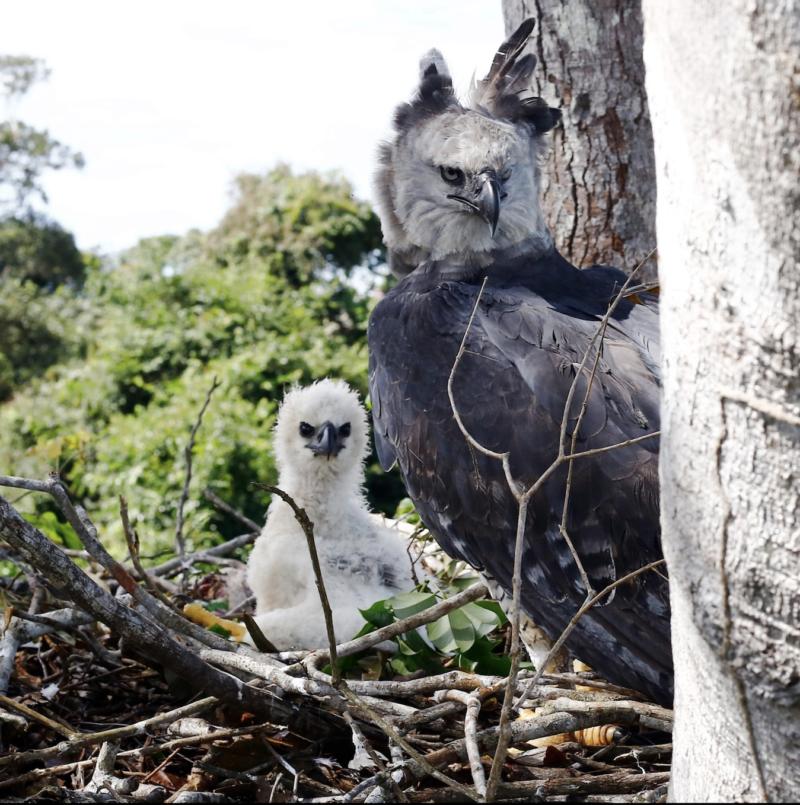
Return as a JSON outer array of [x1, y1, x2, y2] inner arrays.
[[368, 250, 672, 704]]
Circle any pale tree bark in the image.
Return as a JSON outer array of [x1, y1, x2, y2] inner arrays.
[[643, 1, 800, 802], [502, 0, 656, 273]]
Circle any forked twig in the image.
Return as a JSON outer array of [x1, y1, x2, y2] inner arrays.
[[446, 250, 659, 800]]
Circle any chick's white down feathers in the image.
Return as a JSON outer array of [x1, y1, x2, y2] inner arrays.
[[246, 379, 415, 650]]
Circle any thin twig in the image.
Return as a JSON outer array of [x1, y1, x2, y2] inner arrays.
[[0, 693, 78, 738], [175, 376, 222, 581], [150, 531, 259, 579], [0, 722, 275, 791], [264, 483, 481, 803], [485, 501, 527, 798], [255, 483, 340, 684], [343, 710, 408, 803], [1, 694, 216, 769], [303, 581, 487, 667], [120, 495, 174, 606], [202, 487, 262, 533], [243, 613, 280, 653], [435, 690, 486, 797], [447, 276, 520, 498]]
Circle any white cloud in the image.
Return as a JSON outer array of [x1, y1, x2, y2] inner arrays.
[[1, 1, 504, 252]]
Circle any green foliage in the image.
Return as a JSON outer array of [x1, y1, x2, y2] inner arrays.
[[0, 166, 396, 557], [0, 213, 86, 287], [0, 275, 88, 401], [0, 55, 88, 400], [25, 510, 82, 550], [355, 586, 511, 677], [208, 166, 383, 286]]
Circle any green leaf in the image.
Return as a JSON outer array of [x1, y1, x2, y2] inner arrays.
[[474, 600, 508, 624], [448, 608, 476, 652], [462, 636, 512, 676], [353, 621, 378, 639], [450, 575, 481, 592], [389, 655, 421, 676], [459, 601, 502, 639], [359, 598, 394, 628], [209, 624, 231, 638], [456, 652, 478, 672], [426, 615, 458, 653], [388, 590, 437, 620], [29, 511, 82, 550], [396, 629, 429, 654]]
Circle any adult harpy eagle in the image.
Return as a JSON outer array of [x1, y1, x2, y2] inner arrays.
[[368, 19, 672, 704]]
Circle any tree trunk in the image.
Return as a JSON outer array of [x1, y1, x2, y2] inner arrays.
[[643, 1, 800, 801], [502, 0, 656, 274]]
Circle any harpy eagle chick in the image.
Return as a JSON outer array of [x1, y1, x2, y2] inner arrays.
[[368, 19, 672, 703], [246, 379, 415, 650]]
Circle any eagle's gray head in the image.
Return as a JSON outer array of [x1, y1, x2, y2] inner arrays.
[[374, 19, 561, 273]]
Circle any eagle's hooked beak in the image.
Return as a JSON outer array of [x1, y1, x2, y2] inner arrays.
[[307, 421, 345, 459], [476, 169, 501, 238], [447, 169, 502, 238]]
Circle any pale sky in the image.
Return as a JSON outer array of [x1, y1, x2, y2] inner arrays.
[[1, 1, 504, 254]]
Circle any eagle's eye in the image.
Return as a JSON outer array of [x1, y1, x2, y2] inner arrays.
[[339, 422, 351, 438], [440, 166, 465, 186], [299, 421, 314, 438], [500, 168, 512, 182]]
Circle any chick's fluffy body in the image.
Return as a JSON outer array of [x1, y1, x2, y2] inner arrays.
[[246, 379, 414, 649]]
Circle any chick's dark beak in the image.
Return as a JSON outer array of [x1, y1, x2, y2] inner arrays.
[[307, 421, 344, 459], [476, 169, 501, 238]]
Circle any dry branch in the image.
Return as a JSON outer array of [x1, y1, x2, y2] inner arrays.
[[0, 493, 333, 740], [0, 473, 237, 655], [150, 530, 258, 579], [120, 494, 175, 604], [0, 722, 276, 792]]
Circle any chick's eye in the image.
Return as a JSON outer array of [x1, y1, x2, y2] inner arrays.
[[501, 169, 512, 182], [440, 166, 464, 185], [339, 423, 351, 437], [299, 422, 314, 437]]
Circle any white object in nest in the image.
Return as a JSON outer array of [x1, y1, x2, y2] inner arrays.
[[246, 379, 415, 650]]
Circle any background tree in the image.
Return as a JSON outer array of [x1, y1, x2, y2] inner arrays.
[[0, 55, 84, 214], [644, 1, 799, 800], [0, 212, 84, 287], [0, 55, 88, 400], [502, 0, 656, 273]]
